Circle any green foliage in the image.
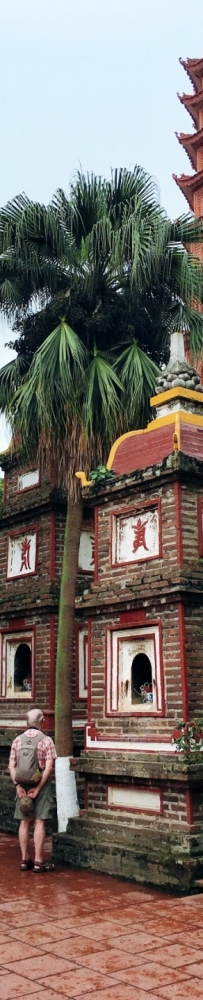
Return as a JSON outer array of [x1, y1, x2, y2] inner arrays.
[[173, 720, 203, 765], [1, 166, 203, 370], [1, 166, 203, 476], [89, 465, 115, 485]]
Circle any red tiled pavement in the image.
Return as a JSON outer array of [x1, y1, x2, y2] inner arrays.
[[1, 835, 203, 998]]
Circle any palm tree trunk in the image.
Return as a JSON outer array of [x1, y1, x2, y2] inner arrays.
[[55, 495, 83, 831]]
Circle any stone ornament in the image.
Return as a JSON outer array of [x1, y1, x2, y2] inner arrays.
[[155, 358, 203, 394]]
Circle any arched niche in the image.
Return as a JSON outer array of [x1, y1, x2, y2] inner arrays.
[[131, 652, 152, 704], [14, 643, 32, 692]]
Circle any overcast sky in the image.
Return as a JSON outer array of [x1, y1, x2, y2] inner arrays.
[[1, 0, 203, 448]]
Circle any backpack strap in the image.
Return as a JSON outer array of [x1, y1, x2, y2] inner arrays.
[[19, 731, 44, 748]]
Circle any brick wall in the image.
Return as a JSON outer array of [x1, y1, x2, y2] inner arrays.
[[91, 481, 203, 601], [181, 487, 199, 563], [191, 791, 203, 831], [0, 457, 88, 731], [86, 603, 185, 739], [185, 604, 203, 717], [85, 779, 189, 833], [0, 511, 64, 610], [77, 465, 203, 744]]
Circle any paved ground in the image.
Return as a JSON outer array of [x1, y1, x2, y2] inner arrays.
[[1, 836, 203, 998]]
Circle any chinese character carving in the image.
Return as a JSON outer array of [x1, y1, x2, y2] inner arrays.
[[20, 537, 31, 572], [132, 517, 148, 553]]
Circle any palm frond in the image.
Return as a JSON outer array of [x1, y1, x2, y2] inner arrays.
[[83, 347, 123, 437], [163, 243, 203, 303], [115, 341, 159, 427], [7, 320, 87, 455], [168, 302, 203, 358], [0, 355, 28, 412], [107, 166, 162, 222], [171, 214, 203, 246]]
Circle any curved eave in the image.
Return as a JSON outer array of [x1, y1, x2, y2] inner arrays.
[[0, 437, 19, 468], [175, 129, 203, 169], [178, 90, 203, 127], [173, 169, 203, 212], [173, 174, 194, 211], [179, 57, 203, 93], [176, 132, 197, 170], [0, 444, 12, 461]]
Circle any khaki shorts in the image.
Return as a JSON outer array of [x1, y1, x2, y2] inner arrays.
[[14, 779, 53, 822]]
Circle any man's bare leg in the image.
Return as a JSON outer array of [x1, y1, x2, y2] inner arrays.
[[18, 819, 30, 861], [33, 819, 46, 864]]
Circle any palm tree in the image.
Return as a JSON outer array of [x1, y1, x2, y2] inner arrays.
[[1, 168, 203, 829], [1, 319, 158, 830]]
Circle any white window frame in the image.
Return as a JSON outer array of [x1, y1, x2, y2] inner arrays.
[[0, 631, 34, 699], [106, 624, 163, 716]]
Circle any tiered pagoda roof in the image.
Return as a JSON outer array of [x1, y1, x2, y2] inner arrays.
[[174, 57, 203, 216], [179, 57, 203, 92], [175, 128, 203, 171], [174, 60, 203, 383], [178, 88, 203, 128], [173, 168, 203, 212]]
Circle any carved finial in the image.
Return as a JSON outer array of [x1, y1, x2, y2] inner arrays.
[[170, 331, 185, 363], [75, 471, 92, 487], [154, 331, 202, 395]]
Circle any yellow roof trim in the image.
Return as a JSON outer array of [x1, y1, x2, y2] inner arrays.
[[106, 409, 203, 470], [0, 443, 13, 460], [150, 386, 203, 406], [75, 471, 92, 487]]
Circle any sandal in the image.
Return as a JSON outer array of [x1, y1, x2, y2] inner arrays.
[[20, 858, 34, 871], [33, 861, 55, 873]]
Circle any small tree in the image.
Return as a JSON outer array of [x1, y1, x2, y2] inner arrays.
[[173, 720, 203, 765]]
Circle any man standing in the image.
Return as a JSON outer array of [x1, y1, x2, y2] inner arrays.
[[9, 707, 57, 872]]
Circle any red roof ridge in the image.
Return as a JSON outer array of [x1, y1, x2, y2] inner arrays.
[[178, 90, 203, 105], [173, 169, 203, 211], [180, 57, 203, 69], [173, 168, 203, 183], [175, 129, 203, 170], [178, 90, 203, 127], [176, 129, 203, 141], [179, 58, 203, 92]]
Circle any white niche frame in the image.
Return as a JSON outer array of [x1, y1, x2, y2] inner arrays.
[[0, 630, 35, 700], [106, 623, 164, 716]]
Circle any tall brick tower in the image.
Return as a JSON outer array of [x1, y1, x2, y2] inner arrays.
[[174, 58, 203, 380], [174, 57, 203, 243]]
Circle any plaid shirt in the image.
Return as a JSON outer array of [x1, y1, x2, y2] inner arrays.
[[9, 728, 57, 772]]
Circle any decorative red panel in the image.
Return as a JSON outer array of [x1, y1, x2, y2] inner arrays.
[[111, 498, 162, 568]]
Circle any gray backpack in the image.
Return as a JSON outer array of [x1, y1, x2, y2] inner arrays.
[[15, 731, 43, 787]]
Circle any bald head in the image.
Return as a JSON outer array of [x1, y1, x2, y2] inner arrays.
[[26, 708, 44, 727]]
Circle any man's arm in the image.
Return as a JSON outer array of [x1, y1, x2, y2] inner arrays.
[[9, 762, 17, 784], [9, 761, 26, 798], [28, 759, 54, 798]]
